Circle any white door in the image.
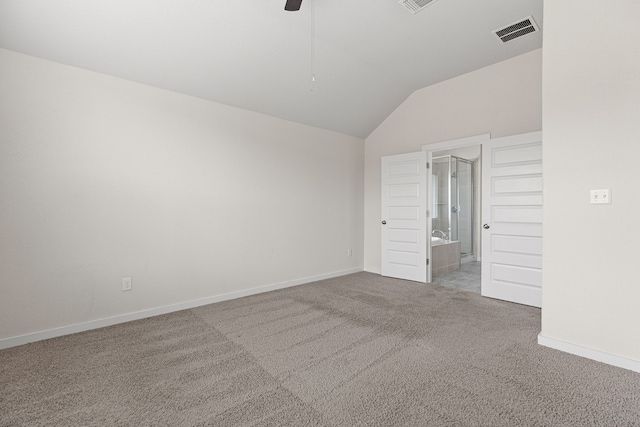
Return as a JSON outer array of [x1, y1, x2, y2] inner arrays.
[[481, 131, 542, 307], [381, 151, 428, 283]]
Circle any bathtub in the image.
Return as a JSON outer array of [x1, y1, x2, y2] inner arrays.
[[431, 236, 448, 246], [431, 239, 461, 277]]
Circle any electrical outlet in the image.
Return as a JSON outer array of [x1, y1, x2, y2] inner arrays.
[[590, 189, 611, 204], [347, 248, 352, 257], [122, 277, 132, 291]]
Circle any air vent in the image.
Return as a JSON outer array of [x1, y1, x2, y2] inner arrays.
[[399, 0, 440, 14], [493, 16, 539, 43]]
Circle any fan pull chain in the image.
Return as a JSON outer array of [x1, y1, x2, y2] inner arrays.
[[311, 0, 316, 91]]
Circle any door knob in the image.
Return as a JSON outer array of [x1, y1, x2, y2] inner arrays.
[[483, 224, 490, 229], [381, 220, 387, 225]]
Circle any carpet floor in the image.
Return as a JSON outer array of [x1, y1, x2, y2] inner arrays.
[[1, 272, 639, 426]]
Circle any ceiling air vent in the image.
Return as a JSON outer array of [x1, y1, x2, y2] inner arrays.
[[493, 16, 539, 43], [399, 0, 440, 15]]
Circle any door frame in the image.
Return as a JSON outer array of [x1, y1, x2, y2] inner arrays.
[[421, 134, 490, 283]]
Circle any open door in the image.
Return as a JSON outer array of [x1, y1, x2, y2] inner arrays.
[[381, 151, 428, 283], [481, 131, 542, 307]]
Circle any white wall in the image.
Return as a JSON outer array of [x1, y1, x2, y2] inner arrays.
[[540, 2, 640, 363], [0, 49, 364, 343], [364, 49, 542, 273]]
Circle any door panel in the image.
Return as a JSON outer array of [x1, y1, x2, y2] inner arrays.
[[492, 205, 542, 223], [388, 183, 421, 198], [492, 175, 543, 194], [381, 151, 427, 283], [388, 206, 420, 221], [492, 142, 542, 165], [481, 131, 542, 307]]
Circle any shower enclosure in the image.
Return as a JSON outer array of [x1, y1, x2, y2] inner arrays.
[[432, 155, 475, 259]]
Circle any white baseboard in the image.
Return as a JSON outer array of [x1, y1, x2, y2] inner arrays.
[[0, 267, 363, 350], [538, 334, 640, 374]]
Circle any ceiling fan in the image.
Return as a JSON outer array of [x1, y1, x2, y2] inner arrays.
[[284, 0, 302, 11]]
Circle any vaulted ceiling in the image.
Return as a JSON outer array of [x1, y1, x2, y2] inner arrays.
[[0, 0, 543, 138]]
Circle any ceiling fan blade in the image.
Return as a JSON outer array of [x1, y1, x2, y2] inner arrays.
[[284, 0, 302, 11]]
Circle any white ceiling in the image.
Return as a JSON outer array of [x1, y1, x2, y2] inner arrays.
[[0, 0, 543, 138]]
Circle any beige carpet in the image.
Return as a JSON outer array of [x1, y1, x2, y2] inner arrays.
[[2, 272, 639, 426]]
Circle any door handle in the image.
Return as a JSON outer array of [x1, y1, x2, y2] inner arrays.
[[483, 224, 490, 229], [381, 220, 387, 225]]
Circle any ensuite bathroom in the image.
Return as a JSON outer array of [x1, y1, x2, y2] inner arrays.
[[431, 145, 481, 293]]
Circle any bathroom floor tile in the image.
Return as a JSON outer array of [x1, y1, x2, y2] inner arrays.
[[432, 261, 480, 293]]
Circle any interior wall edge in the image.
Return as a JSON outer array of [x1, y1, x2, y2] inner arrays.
[[0, 267, 364, 351], [538, 334, 640, 374]]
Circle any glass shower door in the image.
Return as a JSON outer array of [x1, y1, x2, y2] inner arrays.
[[432, 157, 451, 240], [456, 159, 473, 256]]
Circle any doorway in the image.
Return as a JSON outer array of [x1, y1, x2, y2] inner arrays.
[[431, 148, 481, 293], [381, 131, 542, 307], [432, 155, 477, 261]]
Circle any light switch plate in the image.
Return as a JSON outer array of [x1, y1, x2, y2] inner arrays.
[[590, 189, 611, 204]]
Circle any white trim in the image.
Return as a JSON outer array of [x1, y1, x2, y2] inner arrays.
[[538, 334, 640, 374], [421, 133, 490, 152], [0, 267, 363, 350]]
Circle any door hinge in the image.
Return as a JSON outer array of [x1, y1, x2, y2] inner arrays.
[[426, 259, 430, 265], [426, 162, 430, 169], [426, 210, 430, 218]]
